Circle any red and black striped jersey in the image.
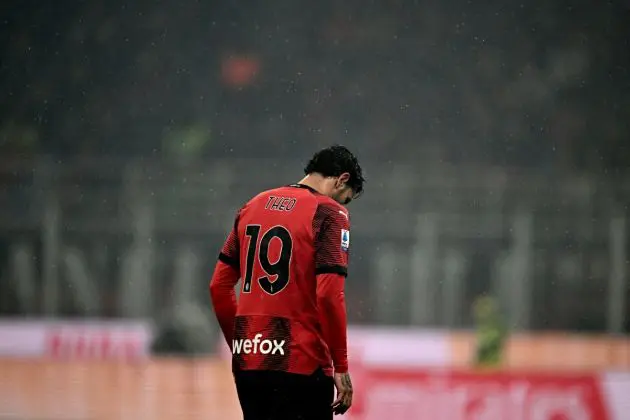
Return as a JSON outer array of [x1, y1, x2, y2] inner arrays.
[[218, 184, 350, 375]]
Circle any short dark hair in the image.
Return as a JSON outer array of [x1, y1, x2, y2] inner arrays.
[[304, 145, 365, 196]]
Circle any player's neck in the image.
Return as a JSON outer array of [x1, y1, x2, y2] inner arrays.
[[297, 174, 327, 195]]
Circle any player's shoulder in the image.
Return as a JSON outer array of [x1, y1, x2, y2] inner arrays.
[[314, 195, 350, 223]]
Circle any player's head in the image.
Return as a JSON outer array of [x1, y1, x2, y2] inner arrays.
[[304, 145, 365, 205]]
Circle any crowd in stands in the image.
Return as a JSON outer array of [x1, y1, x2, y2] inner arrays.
[[1, 0, 628, 171]]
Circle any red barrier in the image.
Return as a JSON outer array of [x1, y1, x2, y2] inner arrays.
[[2, 359, 628, 420], [350, 368, 620, 420]]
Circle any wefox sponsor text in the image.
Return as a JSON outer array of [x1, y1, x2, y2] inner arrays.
[[232, 334, 286, 355]]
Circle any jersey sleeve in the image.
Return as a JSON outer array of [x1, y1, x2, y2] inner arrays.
[[218, 210, 241, 270], [313, 203, 351, 277]]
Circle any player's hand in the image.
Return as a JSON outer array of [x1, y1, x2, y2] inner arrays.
[[332, 372, 353, 415]]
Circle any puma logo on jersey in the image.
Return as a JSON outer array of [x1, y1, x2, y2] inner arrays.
[[338, 210, 348, 219]]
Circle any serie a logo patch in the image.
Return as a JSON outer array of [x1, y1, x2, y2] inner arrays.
[[341, 229, 350, 251]]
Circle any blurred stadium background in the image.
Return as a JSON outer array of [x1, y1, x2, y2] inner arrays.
[[1, 0, 630, 419]]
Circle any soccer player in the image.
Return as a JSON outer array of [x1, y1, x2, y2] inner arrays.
[[210, 145, 364, 420]]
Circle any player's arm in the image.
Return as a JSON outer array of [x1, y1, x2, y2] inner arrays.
[[314, 205, 350, 374], [209, 213, 241, 346]]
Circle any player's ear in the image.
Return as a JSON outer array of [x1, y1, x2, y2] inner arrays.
[[337, 172, 351, 188]]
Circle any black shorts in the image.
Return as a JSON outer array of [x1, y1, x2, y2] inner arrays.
[[233, 368, 334, 420]]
